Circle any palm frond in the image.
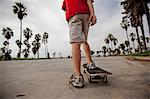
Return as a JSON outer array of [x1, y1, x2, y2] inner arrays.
[[13, 2, 27, 20], [0, 47, 6, 54], [12, 6, 18, 14], [3, 41, 9, 46], [15, 2, 22, 8], [23, 13, 27, 17]]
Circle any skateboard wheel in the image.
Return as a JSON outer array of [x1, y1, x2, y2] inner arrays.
[[103, 76, 107, 83]]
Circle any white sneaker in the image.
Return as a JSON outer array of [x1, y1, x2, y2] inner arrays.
[[87, 62, 96, 69], [69, 74, 84, 88]]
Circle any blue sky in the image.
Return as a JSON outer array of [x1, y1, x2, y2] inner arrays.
[[0, 0, 149, 58]]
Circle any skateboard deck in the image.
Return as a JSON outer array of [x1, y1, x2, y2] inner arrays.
[[83, 64, 112, 83]]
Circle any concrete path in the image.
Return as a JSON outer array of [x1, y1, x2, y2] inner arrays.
[[0, 57, 150, 99]]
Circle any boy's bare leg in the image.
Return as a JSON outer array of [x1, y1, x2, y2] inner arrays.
[[82, 42, 93, 64], [72, 43, 81, 77]]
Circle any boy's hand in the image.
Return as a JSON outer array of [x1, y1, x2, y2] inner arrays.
[[89, 14, 97, 26]]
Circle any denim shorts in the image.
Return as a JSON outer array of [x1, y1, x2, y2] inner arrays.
[[68, 14, 90, 43]]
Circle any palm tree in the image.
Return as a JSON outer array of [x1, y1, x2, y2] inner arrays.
[[107, 34, 114, 51], [121, 0, 150, 35], [145, 37, 150, 50], [137, 1, 147, 51], [119, 43, 126, 55], [139, 41, 144, 51], [139, 16, 147, 51], [102, 46, 107, 57], [114, 48, 121, 56], [107, 48, 112, 56], [120, 17, 131, 51], [121, 0, 148, 52], [42, 32, 49, 58], [32, 40, 37, 58], [128, 7, 142, 52], [3, 41, 9, 49], [23, 28, 32, 40], [145, 37, 150, 44], [2, 27, 14, 50], [13, 2, 27, 58], [125, 40, 130, 53], [121, 1, 138, 52], [140, 35, 144, 42], [35, 34, 41, 58], [129, 33, 136, 52], [141, 0, 150, 35], [131, 15, 142, 52], [31, 34, 41, 58], [104, 38, 110, 55], [96, 51, 100, 57], [0, 47, 6, 58], [16, 40, 22, 57], [104, 38, 110, 49], [1, 27, 14, 60], [112, 37, 118, 49], [23, 28, 33, 58]]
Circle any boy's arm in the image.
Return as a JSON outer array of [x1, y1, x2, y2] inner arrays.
[[87, 0, 97, 26], [62, 0, 66, 11]]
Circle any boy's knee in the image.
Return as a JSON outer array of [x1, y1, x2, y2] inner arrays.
[[82, 42, 87, 44]]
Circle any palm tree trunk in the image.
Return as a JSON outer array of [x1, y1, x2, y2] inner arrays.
[[37, 51, 39, 58], [45, 44, 46, 58], [142, 0, 150, 35], [135, 27, 142, 52], [114, 45, 116, 50], [140, 16, 147, 51], [110, 42, 113, 55], [145, 13, 150, 35], [111, 42, 113, 51], [125, 30, 131, 53], [19, 20, 22, 58], [106, 44, 109, 50], [7, 40, 9, 51], [47, 43, 49, 58], [145, 14, 150, 35], [132, 41, 136, 53]]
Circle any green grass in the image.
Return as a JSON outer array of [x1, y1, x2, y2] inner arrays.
[[128, 51, 150, 56]]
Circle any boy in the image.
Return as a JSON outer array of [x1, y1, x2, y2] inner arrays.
[[62, 0, 97, 88]]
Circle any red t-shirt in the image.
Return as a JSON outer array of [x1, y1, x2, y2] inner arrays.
[[62, 0, 94, 21]]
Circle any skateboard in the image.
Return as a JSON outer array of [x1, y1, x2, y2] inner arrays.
[[83, 64, 112, 83]]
